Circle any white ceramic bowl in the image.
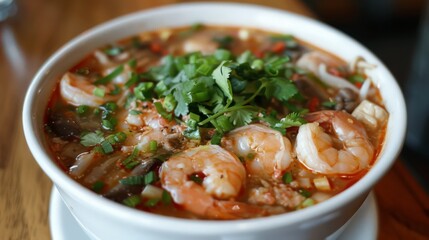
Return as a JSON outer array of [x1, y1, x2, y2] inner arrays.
[[23, 3, 406, 240]]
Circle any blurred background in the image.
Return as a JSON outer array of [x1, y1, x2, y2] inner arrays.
[[302, 0, 429, 191]]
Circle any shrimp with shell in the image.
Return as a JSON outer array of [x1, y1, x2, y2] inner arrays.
[[296, 110, 374, 175], [160, 145, 266, 219]]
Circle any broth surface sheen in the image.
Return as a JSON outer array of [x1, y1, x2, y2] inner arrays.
[[44, 25, 388, 220]]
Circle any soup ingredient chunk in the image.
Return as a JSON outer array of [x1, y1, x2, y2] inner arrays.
[[222, 124, 294, 179], [160, 145, 265, 219], [296, 111, 374, 174]]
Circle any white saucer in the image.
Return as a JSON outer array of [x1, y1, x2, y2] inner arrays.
[[49, 188, 378, 240]]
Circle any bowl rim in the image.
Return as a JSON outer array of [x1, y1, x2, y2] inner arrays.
[[22, 2, 406, 235]]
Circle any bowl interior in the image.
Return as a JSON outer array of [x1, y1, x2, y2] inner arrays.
[[23, 2, 406, 235]]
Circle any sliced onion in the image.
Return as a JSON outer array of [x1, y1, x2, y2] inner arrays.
[[318, 64, 359, 93], [313, 176, 331, 191], [359, 78, 371, 100], [141, 185, 163, 199], [70, 151, 95, 177]]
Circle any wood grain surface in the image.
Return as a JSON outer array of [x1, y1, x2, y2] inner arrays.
[[0, 1, 427, 239]]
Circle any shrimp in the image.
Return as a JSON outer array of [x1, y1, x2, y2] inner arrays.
[[60, 72, 117, 107], [160, 145, 265, 219], [296, 111, 374, 174], [352, 100, 388, 133], [221, 124, 294, 179]]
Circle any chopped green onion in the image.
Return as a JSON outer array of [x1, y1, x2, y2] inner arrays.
[[196, 63, 213, 76], [144, 171, 157, 185], [163, 94, 177, 112], [210, 131, 223, 145], [298, 189, 312, 198], [122, 148, 140, 170], [149, 140, 158, 152], [322, 101, 336, 108], [129, 110, 142, 115], [114, 132, 127, 143], [161, 190, 172, 205], [104, 102, 118, 112], [94, 65, 124, 85], [348, 74, 365, 83], [282, 172, 293, 184], [102, 118, 117, 131], [100, 140, 114, 154], [154, 102, 172, 121], [122, 195, 141, 208], [110, 85, 122, 95], [128, 58, 137, 68], [93, 87, 105, 97], [92, 181, 104, 193], [125, 72, 139, 88], [251, 59, 264, 71], [144, 198, 160, 207], [119, 175, 145, 185], [301, 198, 315, 208], [134, 82, 154, 100], [76, 105, 89, 115]]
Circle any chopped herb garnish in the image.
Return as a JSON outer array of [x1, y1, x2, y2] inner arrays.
[[129, 110, 142, 115], [122, 148, 140, 170], [76, 105, 89, 115], [125, 72, 139, 88], [348, 74, 365, 84], [110, 84, 122, 95], [122, 195, 141, 208], [144, 171, 157, 185], [161, 190, 172, 205], [210, 130, 223, 145], [282, 172, 293, 184], [102, 117, 117, 131], [94, 65, 124, 85], [80, 131, 104, 147], [322, 101, 336, 108], [92, 181, 104, 193], [144, 198, 160, 207], [100, 140, 114, 154], [149, 140, 158, 152], [154, 102, 172, 121], [93, 87, 105, 97], [298, 189, 312, 198], [300, 198, 315, 208], [134, 82, 154, 101], [119, 175, 145, 185]]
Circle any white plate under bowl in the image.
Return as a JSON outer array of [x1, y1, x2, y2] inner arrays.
[[49, 188, 378, 240]]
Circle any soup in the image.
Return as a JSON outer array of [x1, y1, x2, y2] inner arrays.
[[44, 25, 388, 219]]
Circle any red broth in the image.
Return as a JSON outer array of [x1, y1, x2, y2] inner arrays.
[[44, 25, 388, 219]]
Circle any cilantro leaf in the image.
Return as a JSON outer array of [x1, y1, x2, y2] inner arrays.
[[265, 78, 298, 102], [229, 108, 257, 127], [81, 131, 104, 147], [274, 112, 307, 129], [212, 61, 233, 103]]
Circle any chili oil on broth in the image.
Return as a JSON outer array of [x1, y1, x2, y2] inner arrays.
[[43, 24, 388, 220]]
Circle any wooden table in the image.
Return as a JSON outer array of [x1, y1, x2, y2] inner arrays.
[[0, 0, 428, 239]]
